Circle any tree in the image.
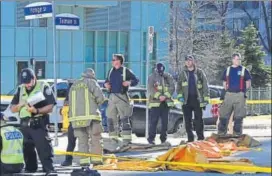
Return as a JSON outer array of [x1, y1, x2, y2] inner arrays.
[[211, 1, 230, 32], [241, 2, 271, 58], [167, 1, 222, 82], [237, 23, 271, 87], [213, 31, 243, 84]]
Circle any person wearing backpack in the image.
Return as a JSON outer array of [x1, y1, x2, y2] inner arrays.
[[104, 54, 139, 147], [176, 55, 210, 142]]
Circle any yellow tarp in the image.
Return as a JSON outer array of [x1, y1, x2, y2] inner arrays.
[[94, 135, 267, 174]]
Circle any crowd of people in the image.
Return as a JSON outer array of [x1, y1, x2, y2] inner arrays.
[[0, 53, 251, 175]]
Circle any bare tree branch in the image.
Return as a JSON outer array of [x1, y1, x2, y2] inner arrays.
[[241, 3, 271, 53]]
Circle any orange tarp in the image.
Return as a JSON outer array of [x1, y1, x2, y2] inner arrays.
[[94, 138, 260, 174]]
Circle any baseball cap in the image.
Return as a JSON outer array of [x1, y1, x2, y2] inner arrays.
[[185, 55, 195, 61], [21, 68, 35, 84]]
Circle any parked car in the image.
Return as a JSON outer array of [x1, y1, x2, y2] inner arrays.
[[0, 79, 75, 129], [99, 85, 223, 137]]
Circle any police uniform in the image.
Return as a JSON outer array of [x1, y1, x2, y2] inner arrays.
[[176, 56, 210, 142], [147, 63, 175, 144], [0, 115, 24, 174], [10, 68, 56, 173], [105, 65, 139, 145], [218, 65, 251, 136], [68, 69, 105, 166]]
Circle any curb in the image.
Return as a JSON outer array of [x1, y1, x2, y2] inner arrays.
[[205, 125, 271, 130]]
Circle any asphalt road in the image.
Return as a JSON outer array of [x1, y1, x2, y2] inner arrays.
[[11, 128, 272, 176]]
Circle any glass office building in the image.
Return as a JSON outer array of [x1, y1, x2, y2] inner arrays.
[[1, 1, 170, 93], [1, 1, 270, 93]]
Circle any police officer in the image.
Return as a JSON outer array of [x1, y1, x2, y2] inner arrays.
[[218, 53, 252, 136], [147, 63, 175, 145], [0, 114, 24, 175], [176, 55, 209, 142], [104, 54, 139, 146], [10, 68, 55, 174], [69, 68, 105, 166], [61, 81, 77, 166]]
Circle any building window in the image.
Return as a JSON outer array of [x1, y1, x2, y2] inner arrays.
[[39, 18, 47, 27], [109, 31, 118, 61], [251, 1, 259, 9], [97, 31, 107, 79], [16, 1, 30, 27], [233, 1, 245, 9], [120, 31, 129, 62], [85, 31, 95, 66]]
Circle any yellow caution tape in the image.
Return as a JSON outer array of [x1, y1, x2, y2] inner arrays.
[[129, 98, 272, 105], [54, 150, 272, 173]]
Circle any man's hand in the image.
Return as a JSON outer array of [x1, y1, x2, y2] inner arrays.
[[104, 82, 111, 89], [26, 105, 38, 114], [122, 81, 131, 87], [159, 95, 166, 102], [17, 102, 25, 109]]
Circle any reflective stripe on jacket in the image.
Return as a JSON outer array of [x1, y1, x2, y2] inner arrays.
[[68, 78, 104, 128], [226, 66, 246, 91], [0, 126, 24, 164], [176, 67, 209, 106], [19, 80, 48, 118], [148, 71, 175, 108], [108, 66, 126, 81]]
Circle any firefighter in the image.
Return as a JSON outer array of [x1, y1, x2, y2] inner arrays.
[[68, 68, 105, 166], [147, 63, 175, 145], [176, 55, 209, 142], [104, 54, 139, 146], [218, 53, 252, 136], [0, 114, 24, 175], [10, 68, 56, 175]]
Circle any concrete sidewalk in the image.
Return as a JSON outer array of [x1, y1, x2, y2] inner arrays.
[[243, 115, 271, 129], [205, 115, 271, 130]]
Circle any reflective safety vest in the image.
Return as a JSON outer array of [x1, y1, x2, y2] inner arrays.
[[226, 66, 246, 91], [19, 80, 48, 118], [176, 69, 209, 106], [69, 79, 102, 128], [148, 73, 174, 108], [0, 126, 24, 164]]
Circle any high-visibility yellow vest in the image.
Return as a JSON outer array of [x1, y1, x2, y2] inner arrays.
[[69, 79, 101, 128], [18, 80, 48, 118], [0, 126, 24, 164]]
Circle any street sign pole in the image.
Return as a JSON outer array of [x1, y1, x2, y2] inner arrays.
[[24, 1, 58, 145], [52, 0, 58, 146], [145, 26, 154, 138]]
